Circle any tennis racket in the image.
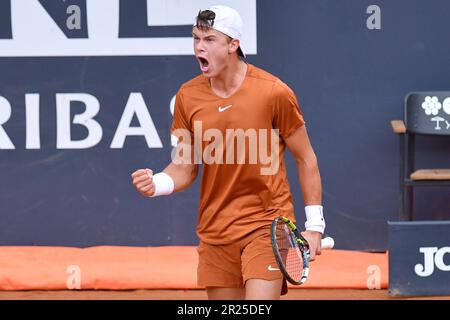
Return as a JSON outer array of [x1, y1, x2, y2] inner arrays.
[[270, 216, 335, 285]]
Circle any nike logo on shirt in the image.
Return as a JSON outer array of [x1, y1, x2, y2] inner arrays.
[[218, 104, 233, 112], [267, 265, 280, 271]]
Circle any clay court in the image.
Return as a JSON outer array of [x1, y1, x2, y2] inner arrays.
[[1, 289, 449, 300], [0, 246, 448, 300]]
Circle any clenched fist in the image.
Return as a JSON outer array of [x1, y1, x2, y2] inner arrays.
[[131, 169, 155, 197]]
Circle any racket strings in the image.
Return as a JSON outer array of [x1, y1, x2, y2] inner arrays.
[[276, 223, 305, 283]]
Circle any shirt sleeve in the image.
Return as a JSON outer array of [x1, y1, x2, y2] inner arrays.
[[271, 79, 305, 139], [170, 91, 195, 149], [171, 91, 190, 133]]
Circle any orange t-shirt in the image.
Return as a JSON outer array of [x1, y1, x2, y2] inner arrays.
[[171, 64, 305, 245]]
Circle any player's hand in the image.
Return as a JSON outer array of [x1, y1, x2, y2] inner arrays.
[[301, 230, 322, 261], [131, 168, 155, 197]]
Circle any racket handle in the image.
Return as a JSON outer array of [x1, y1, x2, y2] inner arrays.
[[321, 237, 335, 249]]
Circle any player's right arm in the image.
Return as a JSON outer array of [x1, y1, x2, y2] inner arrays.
[[132, 88, 199, 197], [131, 141, 199, 197]]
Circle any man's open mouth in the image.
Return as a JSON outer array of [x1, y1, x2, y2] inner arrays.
[[197, 57, 210, 72]]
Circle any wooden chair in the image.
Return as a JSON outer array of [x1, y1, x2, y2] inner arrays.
[[391, 92, 450, 220]]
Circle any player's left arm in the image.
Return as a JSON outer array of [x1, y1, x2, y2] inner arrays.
[[285, 124, 324, 260]]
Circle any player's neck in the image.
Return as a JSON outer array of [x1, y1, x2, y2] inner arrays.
[[209, 59, 248, 99]]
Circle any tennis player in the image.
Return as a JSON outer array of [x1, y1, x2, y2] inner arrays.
[[131, 5, 326, 300]]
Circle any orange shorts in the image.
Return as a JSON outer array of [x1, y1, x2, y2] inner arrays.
[[197, 226, 288, 295]]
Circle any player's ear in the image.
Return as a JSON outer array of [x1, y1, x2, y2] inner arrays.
[[228, 39, 240, 54]]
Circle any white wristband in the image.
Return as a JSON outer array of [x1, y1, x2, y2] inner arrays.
[[150, 172, 174, 197], [304, 205, 326, 234]]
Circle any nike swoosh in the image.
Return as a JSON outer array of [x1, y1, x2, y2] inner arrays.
[[218, 104, 233, 112], [267, 265, 280, 271]]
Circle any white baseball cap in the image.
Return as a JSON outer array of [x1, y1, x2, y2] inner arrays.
[[195, 5, 246, 58]]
